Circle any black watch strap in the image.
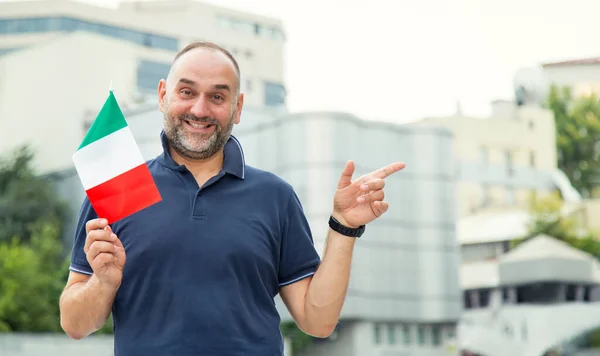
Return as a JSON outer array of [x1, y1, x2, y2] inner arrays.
[[328, 216, 365, 238]]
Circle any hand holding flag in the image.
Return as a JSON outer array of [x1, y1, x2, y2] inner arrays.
[[72, 89, 162, 224]]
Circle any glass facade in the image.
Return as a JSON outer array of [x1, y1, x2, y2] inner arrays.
[[263, 81, 286, 107], [0, 17, 179, 52], [215, 14, 285, 41], [136, 60, 171, 92], [0, 47, 20, 55]]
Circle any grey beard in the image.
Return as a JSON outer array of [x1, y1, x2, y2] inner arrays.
[[164, 112, 235, 161]]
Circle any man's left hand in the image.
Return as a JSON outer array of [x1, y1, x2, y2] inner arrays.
[[332, 160, 405, 229]]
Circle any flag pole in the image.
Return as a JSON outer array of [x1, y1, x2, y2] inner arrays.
[[109, 80, 114, 92]]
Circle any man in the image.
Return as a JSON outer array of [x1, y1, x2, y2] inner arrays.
[[59, 41, 405, 355]]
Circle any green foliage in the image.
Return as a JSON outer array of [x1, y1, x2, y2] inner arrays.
[[280, 321, 314, 355], [525, 191, 577, 241], [588, 328, 600, 348], [0, 223, 68, 332], [97, 315, 114, 334], [0, 146, 71, 332], [513, 191, 600, 259], [547, 85, 600, 198], [0, 145, 70, 244]]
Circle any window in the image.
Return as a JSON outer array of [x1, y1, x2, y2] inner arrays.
[[137, 60, 171, 92], [431, 326, 442, 346], [417, 326, 426, 345], [215, 14, 285, 41], [529, 151, 535, 167], [0, 17, 179, 51], [230, 18, 255, 36], [505, 187, 515, 205], [373, 324, 382, 344], [387, 324, 396, 344], [463, 291, 472, 309], [480, 146, 488, 165], [403, 325, 411, 344], [264, 81, 286, 107], [482, 184, 491, 207], [516, 282, 564, 304], [505, 150, 514, 176], [478, 289, 491, 307], [502, 288, 512, 304], [0, 47, 20, 56], [446, 326, 456, 339]]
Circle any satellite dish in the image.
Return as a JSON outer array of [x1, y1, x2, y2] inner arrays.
[[513, 67, 550, 106]]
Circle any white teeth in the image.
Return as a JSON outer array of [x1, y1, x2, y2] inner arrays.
[[188, 121, 209, 129]]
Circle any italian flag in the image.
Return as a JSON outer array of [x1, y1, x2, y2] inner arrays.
[[72, 90, 162, 223]]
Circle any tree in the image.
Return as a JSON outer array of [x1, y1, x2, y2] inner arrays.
[[280, 321, 314, 355], [0, 145, 70, 244], [0, 145, 71, 332], [0, 223, 69, 332], [513, 191, 600, 258], [547, 85, 600, 198], [517, 192, 600, 350]]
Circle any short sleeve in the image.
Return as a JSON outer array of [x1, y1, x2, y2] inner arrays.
[[278, 190, 321, 287], [68, 197, 97, 276]]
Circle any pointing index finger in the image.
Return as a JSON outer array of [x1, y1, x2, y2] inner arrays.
[[373, 162, 405, 179]]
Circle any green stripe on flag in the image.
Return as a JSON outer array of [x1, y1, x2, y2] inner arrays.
[[78, 91, 128, 150]]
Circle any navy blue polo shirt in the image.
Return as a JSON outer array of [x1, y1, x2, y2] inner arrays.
[[69, 130, 322, 356]]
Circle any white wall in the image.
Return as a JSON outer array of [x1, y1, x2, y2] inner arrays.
[[0, 32, 142, 173], [0, 334, 294, 356], [459, 302, 600, 356], [0, 334, 114, 356], [543, 64, 600, 97]]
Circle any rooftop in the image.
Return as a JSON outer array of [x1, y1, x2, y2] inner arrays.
[[460, 234, 600, 289], [542, 56, 600, 67], [457, 209, 529, 245], [499, 234, 594, 264]]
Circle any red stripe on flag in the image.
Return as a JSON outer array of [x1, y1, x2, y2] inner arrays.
[[86, 164, 162, 223]]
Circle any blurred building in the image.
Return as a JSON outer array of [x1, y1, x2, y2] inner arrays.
[[0, 0, 286, 173], [409, 100, 577, 218], [457, 227, 600, 356], [0, 332, 292, 356], [52, 104, 463, 356], [542, 57, 600, 97], [405, 88, 600, 355]]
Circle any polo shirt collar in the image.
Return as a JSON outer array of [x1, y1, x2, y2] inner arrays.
[[157, 130, 245, 179]]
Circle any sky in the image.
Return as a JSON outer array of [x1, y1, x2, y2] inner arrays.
[[199, 0, 600, 124], [23, 0, 600, 123]]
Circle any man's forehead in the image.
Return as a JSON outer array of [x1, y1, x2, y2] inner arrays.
[[170, 48, 237, 81]]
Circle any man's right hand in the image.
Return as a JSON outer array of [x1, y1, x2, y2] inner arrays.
[[84, 218, 126, 289]]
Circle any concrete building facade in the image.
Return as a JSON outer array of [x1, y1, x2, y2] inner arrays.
[[0, 0, 287, 174], [458, 231, 600, 356], [409, 101, 570, 218]]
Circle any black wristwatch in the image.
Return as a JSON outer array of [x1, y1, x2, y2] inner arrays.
[[328, 216, 365, 238]]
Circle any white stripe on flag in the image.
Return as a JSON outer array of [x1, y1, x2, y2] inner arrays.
[[73, 126, 145, 190]]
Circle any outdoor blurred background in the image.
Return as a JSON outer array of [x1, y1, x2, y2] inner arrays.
[[1, 0, 600, 355]]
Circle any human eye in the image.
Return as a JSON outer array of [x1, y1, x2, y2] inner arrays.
[[180, 89, 193, 96], [213, 94, 225, 101]]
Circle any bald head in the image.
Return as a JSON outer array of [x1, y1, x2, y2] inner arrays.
[[167, 41, 241, 95]]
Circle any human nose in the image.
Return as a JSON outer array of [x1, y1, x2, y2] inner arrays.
[[190, 95, 212, 118]]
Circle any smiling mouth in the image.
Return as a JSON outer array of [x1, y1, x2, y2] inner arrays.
[[184, 120, 214, 129]]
